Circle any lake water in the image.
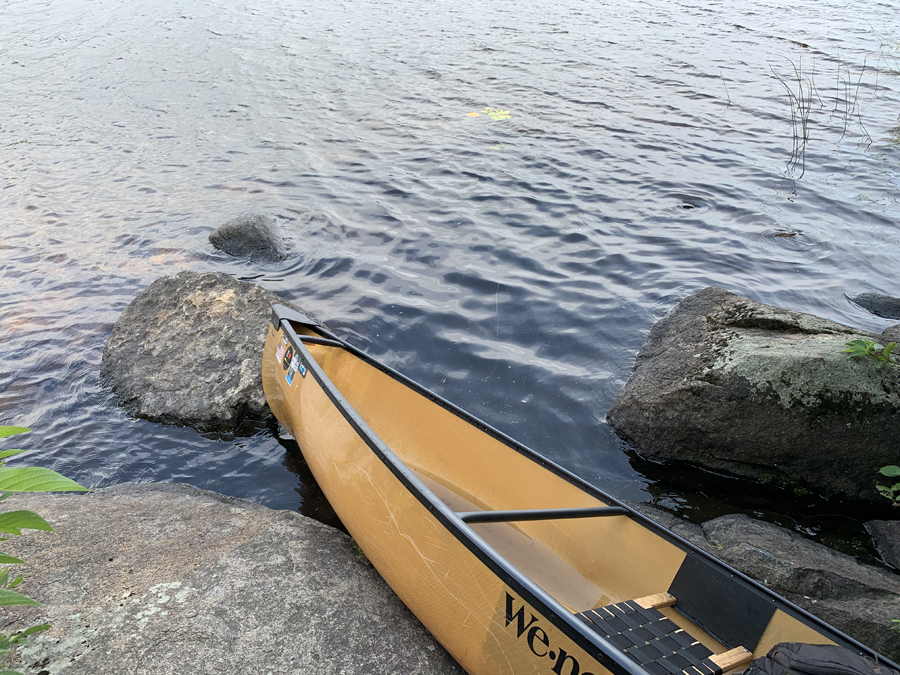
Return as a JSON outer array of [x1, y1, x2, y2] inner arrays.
[[2, 0, 899, 554]]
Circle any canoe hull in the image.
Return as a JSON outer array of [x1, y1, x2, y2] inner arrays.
[[263, 323, 611, 675], [262, 309, 898, 675]]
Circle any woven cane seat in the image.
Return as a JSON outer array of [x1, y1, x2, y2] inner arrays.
[[577, 600, 727, 675]]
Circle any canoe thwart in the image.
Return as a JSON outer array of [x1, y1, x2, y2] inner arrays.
[[456, 505, 630, 524], [577, 599, 749, 675], [634, 593, 677, 610]]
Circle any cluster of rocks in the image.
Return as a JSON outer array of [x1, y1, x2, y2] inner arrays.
[[604, 286, 900, 659], [90, 217, 900, 667]]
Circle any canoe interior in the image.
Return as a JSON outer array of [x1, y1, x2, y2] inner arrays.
[[262, 315, 888, 675]]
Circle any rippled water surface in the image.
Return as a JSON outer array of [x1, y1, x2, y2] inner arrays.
[[2, 0, 900, 549]]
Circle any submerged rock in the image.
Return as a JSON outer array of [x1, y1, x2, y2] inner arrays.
[[866, 520, 900, 570], [101, 271, 308, 434], [209, 213, 290, 261], [606, 287, 900, 503], [0, 483, 462, 675], [850, 293, 900, 320]]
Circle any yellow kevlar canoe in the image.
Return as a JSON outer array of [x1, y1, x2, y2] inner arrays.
[[262, 304, 897, 675]]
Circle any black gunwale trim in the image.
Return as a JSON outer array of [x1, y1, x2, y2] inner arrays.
[[270, 306, 899, 671], [458, 506, 630, 524]]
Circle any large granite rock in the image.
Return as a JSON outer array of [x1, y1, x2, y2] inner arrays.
[[0, 483, 462, 675], [630, 505, 900, 661], [209, 214, 291, 262], [101, 271, 307, 434], [607, 287, 900, 503]]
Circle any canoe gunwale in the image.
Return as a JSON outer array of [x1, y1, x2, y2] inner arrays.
[[269, 304, 898, 672], [456, 506, 631, 524]]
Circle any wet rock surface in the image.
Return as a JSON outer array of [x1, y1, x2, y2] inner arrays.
[[209, 213, 291, 261], [101, 271, 308, 434], [607, 287, 900, 503], [866, 520, 900, 570], [850, 293, 900, 320], [0, 483, 462, 675], [631, 505, 900, 661]]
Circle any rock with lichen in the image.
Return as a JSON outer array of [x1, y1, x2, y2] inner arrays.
[[607, 287, 900, 504]]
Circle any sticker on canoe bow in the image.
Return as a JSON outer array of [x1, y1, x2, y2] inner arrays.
[[286, 355, 306, 385], [282, 345, 294, 370], [275, 341, 286, 362]]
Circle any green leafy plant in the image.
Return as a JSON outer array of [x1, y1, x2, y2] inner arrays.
[[842, 338, 898, 369], [876, 465, 900, 506], [893, 618, 900, 632], [0, 425, 87, 674]]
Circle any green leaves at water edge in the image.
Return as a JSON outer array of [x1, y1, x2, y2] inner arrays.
[[877, 466, 900, 506], [0, 511, 53, 536], [0, 589, 38, 607], [0, 467, 87, 493], [842, 339, 897, 369], [0, 428, 29, 440], [0, 567, 23, 590]]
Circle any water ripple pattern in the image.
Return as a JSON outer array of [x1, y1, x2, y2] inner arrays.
[[1, 0, 899, 532]]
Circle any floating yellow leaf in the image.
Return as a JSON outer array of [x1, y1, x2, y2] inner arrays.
[[467, 112, 480, 117], [481, 107, 511, 121]]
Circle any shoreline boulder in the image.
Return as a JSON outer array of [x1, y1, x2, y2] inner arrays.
[[607, 287, 900, 504], [101, 271, 309, 434]]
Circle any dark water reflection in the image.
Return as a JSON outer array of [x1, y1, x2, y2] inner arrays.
[[2, 0, 899, 559]]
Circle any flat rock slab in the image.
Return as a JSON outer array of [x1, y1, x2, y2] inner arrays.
[[101, 271, 309, 434], [0, 483, 462, 675], [607, 287, 900, 503]]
